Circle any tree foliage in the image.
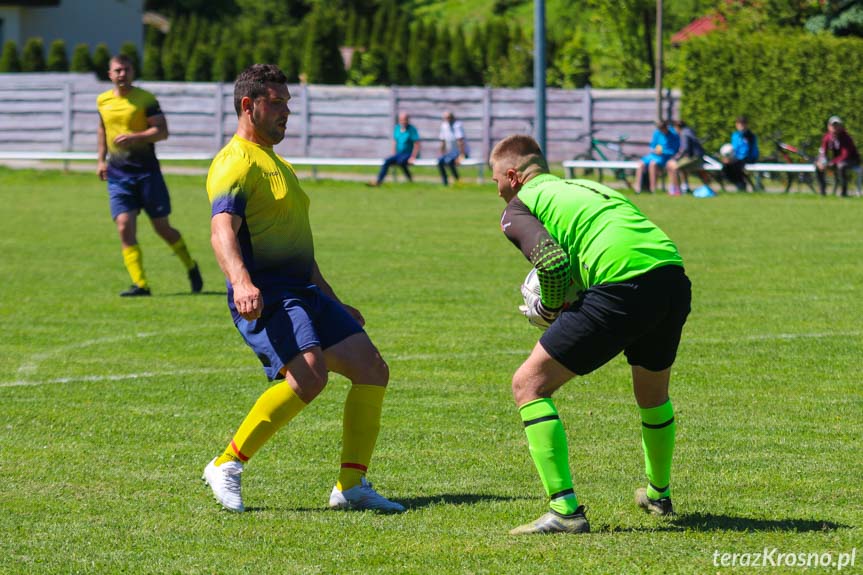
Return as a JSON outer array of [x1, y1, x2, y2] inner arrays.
[[302, 6, 347, 84], [211, 37, 236, 82], [21, 37, 46, 72], [679, 31, 863, 156], [70, 43, 93, 73], [92, 43, 111, 80], [6, 0, 852, 93], [46, 39, 68, 72], [186, 42, 213, 81], [0, 40, 21, 73]]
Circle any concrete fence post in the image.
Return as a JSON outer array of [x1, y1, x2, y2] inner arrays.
[[301, 83, 310, 157]]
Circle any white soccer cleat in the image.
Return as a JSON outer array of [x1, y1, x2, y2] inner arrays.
[[202, 457, 245, 513], [328, 477, 406, 513]]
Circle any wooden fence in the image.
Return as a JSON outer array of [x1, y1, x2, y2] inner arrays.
[[0, 73, 680, 162]]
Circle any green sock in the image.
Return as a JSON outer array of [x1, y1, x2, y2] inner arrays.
[[519, 398, 579, 515], [640, 399, 676, 499]]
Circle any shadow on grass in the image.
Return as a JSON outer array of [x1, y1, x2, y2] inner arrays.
[[161, 290, 227, 297], [241, 493, 529, 514], [599, 512, 847, 533], [671, 512, 846, 532], [399, 493, 530, 510]]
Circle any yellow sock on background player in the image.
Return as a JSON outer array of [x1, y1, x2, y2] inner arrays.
[[169, 237, 196, 271], [121, 244, 148, 288]]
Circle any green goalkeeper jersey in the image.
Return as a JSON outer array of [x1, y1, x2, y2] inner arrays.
[[502, 174, 683, 306]]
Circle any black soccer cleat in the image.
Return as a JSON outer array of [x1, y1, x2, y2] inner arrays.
[[188, 263, 203, 293], [120, 284, 151, 297], [635, 488, 675, 516]]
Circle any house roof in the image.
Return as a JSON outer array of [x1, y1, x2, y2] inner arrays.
[[671, 13, 726, 44]]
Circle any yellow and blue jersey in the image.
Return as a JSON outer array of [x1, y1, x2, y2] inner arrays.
[[97, 86, 162, 173], [207, 135, 315, 294]]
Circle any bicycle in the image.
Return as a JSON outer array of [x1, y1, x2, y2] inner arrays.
[[759, 132, 818, 194], [571, 129, 638, 187]]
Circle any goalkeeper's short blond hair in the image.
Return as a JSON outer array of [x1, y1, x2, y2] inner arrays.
[[489, 135, 550, 174]]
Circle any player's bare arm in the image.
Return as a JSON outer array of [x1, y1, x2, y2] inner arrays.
[[114, 114, 169, 148], [311, 262, 365, 326], [96, 115, 108, 181], [211, 212, 262, 320]]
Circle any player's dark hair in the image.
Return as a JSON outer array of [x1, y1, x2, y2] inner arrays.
[[110, 54, 134, 70], [233, 64, 288, 116]]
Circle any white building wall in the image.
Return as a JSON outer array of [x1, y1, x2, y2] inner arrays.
[[17, 0, 143, 57]]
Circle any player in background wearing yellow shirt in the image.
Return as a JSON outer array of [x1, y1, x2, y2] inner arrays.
[[202, 64, 403, 514], [97, 54, 202, 297]]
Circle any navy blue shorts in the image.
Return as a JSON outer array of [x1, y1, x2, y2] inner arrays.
[[233, 285, 364, 381], [540, 265, 691, 375], [107, 169, 171, 220]]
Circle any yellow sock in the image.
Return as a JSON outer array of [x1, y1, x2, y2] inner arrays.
[[337, 384, 386, 491], [214, 381, 307, 466], [121, 245, 148, 288], [169, 237, 195, 271]]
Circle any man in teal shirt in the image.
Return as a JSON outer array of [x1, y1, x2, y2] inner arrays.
[[368, 112, 420, 186], [490, 134, 691, 535]]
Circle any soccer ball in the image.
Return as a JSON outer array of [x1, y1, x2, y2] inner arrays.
[[719, 143, 734, 159], [522, 268, 582, 309]]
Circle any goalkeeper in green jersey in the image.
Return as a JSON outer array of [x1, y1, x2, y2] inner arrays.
[[490, 135, 691, 535]]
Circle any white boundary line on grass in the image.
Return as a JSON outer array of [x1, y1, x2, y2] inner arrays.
[[4, 331, 860, 389], [1, 349, 530, 388], [0, 367, 257, 388], [15, 325, 228, 376], [689, 330, 862, 344]]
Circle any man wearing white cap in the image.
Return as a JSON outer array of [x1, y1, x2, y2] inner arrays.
[[816, 116, 860, 197]]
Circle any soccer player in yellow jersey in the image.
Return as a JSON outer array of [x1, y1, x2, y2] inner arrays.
[[97, 54, 202, 296], [202, 64, 404, 513]]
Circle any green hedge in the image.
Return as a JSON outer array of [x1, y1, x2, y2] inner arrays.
[[679, 31, 863, 158]]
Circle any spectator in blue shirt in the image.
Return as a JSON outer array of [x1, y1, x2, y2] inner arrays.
[[721, 116, 759, 191], [368, 112, 421, 186], [635, 120, 680, 194]]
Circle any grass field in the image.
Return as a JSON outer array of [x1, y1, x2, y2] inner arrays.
[[1, 167, 861, 574]]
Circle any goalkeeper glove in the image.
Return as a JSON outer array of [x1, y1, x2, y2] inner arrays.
[[519, 284, 561, 330]]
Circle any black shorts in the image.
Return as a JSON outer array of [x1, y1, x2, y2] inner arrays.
[[539, 265, 691, 375]]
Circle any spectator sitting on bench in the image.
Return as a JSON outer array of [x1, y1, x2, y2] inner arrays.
[[634, 120, 679, 194], [721, 115, 759, 191], [368, 112, 420, 187], [816, 115, 860, 197], [666, 119, 712, 196]]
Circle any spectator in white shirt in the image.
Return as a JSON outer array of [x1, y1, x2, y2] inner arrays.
[[438, 111, 469, 185]]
